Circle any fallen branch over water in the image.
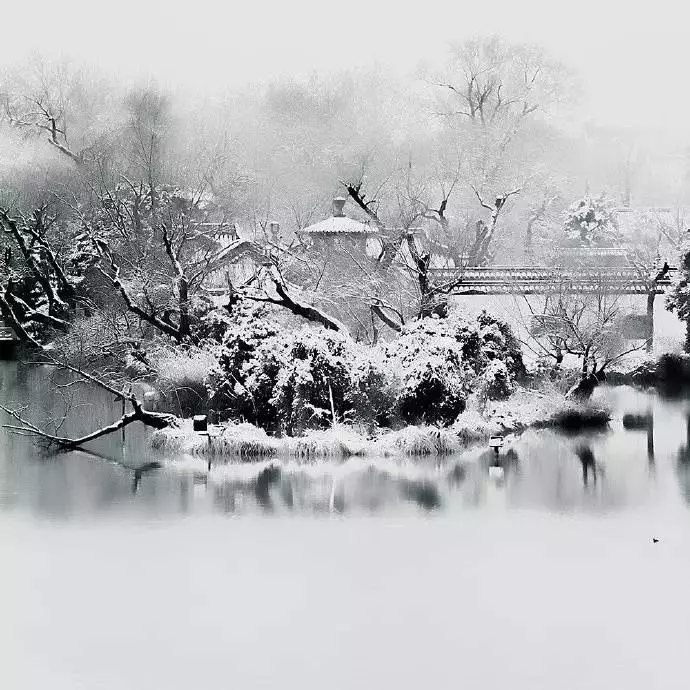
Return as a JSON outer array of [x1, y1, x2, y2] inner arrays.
[[0, 354, 178, 451], [0, 401, 176, 451]]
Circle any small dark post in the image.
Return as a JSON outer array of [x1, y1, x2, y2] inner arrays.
[[194, 415, 211, 471], [489, 435, 503, 457]]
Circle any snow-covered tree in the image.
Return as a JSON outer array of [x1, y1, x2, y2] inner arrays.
[[563, 194, 619, 247], [666, 238, 690, 352]]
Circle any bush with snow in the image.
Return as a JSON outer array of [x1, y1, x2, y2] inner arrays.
[[208, 307, 525, 433], [270, 330, 353, 436], [346, 350, 400, 429], [206, 303, 284, 427], [383, 310, 524, 424]]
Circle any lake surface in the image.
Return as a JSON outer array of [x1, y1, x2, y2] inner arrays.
[[2, 362, 690, 689]]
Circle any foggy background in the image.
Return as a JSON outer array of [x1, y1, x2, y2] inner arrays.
[[1, 0, 687, 131], [1, 0, 688, 258]]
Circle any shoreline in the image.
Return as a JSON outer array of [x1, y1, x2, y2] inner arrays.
[[149, 389, 612, 461]]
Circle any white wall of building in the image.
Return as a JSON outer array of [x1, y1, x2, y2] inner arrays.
[[451, 293, 685, 365]]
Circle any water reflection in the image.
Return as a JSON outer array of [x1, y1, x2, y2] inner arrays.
[[622, 409, 656, 468], [675, 414, 690, 505], [0, 436, 685, 518]]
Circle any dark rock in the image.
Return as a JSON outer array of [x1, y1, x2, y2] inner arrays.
[[622, 413, 652, 430], [541, 405, 611, 433]]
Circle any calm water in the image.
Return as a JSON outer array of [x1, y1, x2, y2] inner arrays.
[[2, 362, 690, 689]]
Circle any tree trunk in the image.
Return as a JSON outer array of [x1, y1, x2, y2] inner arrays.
[[566, 370, 605, 401], [0, 290, 41, 346], [371, 305, 402, 332], [177, 275, 190, 338]]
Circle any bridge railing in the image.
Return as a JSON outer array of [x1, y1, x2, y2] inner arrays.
[[429, 266, 671, 280], [427, 265, 673, 295]]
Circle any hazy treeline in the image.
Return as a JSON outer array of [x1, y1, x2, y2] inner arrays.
[[1, 38, 688, 258]]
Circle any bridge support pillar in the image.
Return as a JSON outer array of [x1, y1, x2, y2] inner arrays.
[[646, 291, 655, 353]]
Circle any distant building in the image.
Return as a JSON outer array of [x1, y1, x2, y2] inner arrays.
[[198, 222, 269, 293], [296, 198, 380, 258]]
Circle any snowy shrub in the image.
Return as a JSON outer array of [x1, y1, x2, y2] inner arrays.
[[476, 310, 526, 379], [451, 409, 499, 444], [270, 330, 354, 435], [207, 303, 284, 426], [196, 307, 234, 344], [209, 320, 369, 434], [208, 305, 525, 433], [346, 350, 399, 429], [382, 311, 524, 425], [376, 425, 463, 455], [383, 316, 470, 424], [395, 354, 468, 425]]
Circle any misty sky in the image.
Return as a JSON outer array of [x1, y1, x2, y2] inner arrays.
[[1, 0, 688, 136]]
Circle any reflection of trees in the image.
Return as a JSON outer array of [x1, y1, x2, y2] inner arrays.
[[448, 463, 467, 486], [400, 479, 441, 511], [574, 444, 597, 487], [622, 410, 655, 468], [647, 410, 655, 468], [254, 465, 281, 511], [205, 464, 449, 515], [477, 448, 520, 478]]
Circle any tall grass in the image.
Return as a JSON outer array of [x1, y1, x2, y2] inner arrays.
[[151, 420, 280, 457], [376, 426, 464, 456], [149, 346, 216, 416], [150, 420, 474, 458]]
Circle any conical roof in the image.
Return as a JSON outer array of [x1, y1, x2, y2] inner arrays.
[[297, 197, 379, 236]]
